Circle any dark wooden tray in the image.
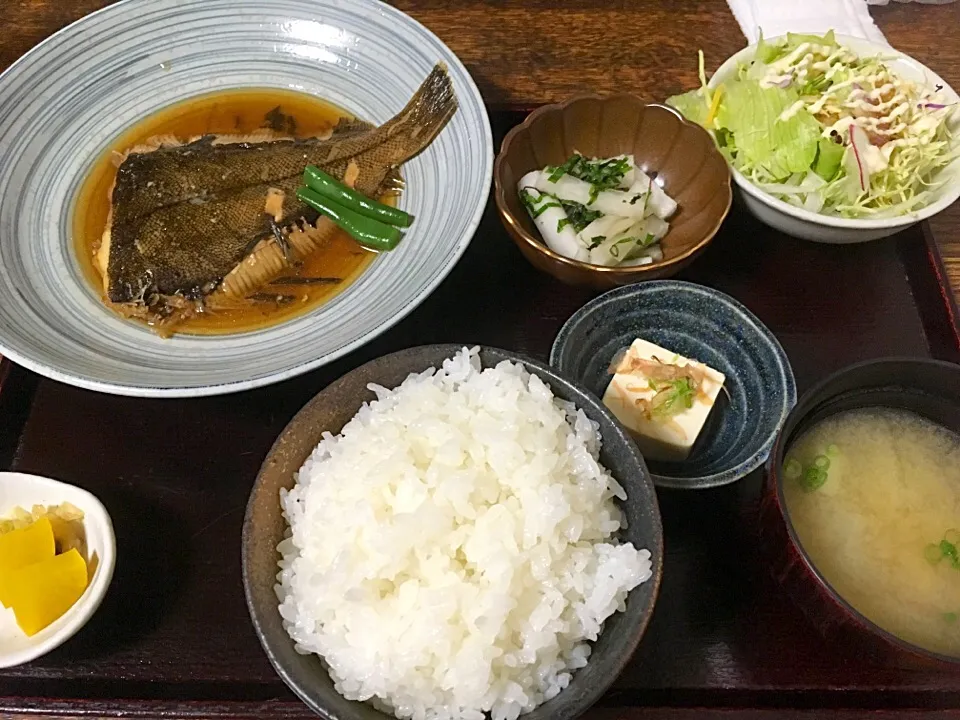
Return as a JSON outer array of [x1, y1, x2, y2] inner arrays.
[[1, 113, 959, 719]]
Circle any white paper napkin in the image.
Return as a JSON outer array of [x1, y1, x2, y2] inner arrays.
[[725, 0, 889, 46]]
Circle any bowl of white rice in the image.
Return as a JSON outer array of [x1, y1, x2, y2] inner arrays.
[[242, 345, 663, 720]]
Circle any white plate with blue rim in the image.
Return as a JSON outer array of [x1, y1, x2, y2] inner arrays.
[[0, 0, 492, 397]]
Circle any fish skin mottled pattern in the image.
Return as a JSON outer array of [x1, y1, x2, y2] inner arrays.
[[105, 63, 457, 305]]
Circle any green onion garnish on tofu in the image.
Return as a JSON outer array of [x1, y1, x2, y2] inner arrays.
[[647, 376, 698, 418]]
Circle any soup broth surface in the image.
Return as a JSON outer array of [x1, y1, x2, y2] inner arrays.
[[784, 407, 960, 658]]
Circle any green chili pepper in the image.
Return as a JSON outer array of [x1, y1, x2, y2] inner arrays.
[[296, 186, 402, 252], [303, 166, 413, 227]]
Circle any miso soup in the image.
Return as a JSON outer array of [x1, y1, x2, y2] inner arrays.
[[783, 407, 960, 658]]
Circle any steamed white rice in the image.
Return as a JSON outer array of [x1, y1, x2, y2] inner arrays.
[[276, 347, 652, 720]]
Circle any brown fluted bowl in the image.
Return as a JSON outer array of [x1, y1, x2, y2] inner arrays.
[[494, 96, 732, 288], [760, 358, 960, 669]]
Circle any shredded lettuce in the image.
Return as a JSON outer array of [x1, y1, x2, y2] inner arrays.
[[754, 31, 781, 64], [785, 29, 836, 49], [668, 90, 709, 127], [666, 50, 711, 126], [813, 138, 845, 181], [714, 80, 821, 180], [666, 30, 959, 219]]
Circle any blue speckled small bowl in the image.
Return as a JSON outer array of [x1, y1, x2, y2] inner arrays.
[[550, 281, 796, 489]]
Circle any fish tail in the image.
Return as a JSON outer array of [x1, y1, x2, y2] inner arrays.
[[320, 63, 457, 168], [381, 62, 458, 156]]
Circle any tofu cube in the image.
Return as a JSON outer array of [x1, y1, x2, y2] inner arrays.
[[602, 338, 725, 462]]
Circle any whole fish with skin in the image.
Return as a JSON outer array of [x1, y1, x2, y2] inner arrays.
[[95, 63, 457, 334]]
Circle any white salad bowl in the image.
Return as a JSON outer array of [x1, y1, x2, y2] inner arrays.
[[709, 34, 960, 244], [0, 472, 116, 669], [0, 0, 492, 397]]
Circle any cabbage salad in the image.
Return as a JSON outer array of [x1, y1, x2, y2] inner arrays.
[[667, 31, 958, 218], [518, 153, 676, 267]]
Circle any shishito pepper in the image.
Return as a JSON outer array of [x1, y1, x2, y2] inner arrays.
[[5, 548, 88, 636], [0, 516, 56, 607], [296, 186, 404, 252], [303, 166, 413, 227]]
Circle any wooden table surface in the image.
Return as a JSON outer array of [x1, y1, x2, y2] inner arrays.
[[1, 0, 959, 298]]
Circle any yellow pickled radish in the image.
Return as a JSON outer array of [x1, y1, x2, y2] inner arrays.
[[7, 548, 88, 636], [0, 517, 56, 608]]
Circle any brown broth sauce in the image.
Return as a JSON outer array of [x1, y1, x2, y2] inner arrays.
[[73, 88, 379, 336]]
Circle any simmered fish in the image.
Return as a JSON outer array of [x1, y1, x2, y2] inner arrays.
[[95, 63, 457, 333]]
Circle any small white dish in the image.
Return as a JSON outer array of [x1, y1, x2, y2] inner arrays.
[[709, 34, 960, 244], [0, 472, 116, 669]]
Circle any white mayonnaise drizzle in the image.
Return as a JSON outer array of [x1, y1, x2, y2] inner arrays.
[[760, 39, 949, 163]]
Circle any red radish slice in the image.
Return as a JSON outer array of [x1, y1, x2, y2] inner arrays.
[[847, 124, 870, 193]]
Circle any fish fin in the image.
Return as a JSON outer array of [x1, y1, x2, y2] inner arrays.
[[321, 64, 456, 196], [320, 63, 457, 167], [109, 293, 197, 337], [123, 133, 200, 157], [208, 125, 342, 145], [95, 226, 112, 296], [110, 133, 203, 168], [331, 117, 375, 135], [116, 127, 333, 162], [94, 171, 120, 295], [383, 63, 457, 147], [210, 129, 296, 145]]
